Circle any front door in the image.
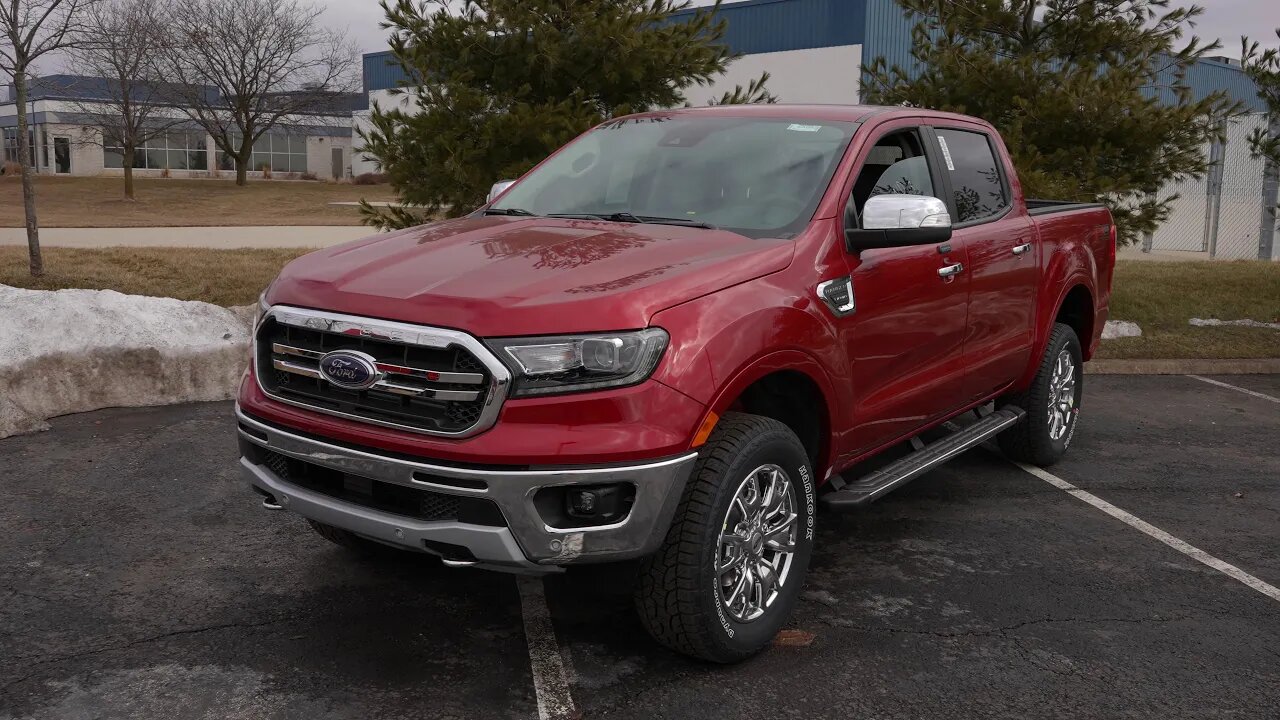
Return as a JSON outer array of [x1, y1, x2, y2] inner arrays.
[[834, 122, 972, 456], [927, 126, 1038, 400], [331, 147, 344, 180], [53, 137, 71, 174]]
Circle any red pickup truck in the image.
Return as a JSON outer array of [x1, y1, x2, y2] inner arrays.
[[237, 104, 1114, 662]]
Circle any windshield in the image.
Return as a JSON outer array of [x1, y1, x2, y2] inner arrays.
[[491, 115, 859, 239]]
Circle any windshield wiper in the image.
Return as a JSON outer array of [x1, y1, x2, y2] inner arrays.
[[544, 213, 613, 221], [631, 215, 717, 230], [562, 211, 716, 229], [483, 207, 537, 216]]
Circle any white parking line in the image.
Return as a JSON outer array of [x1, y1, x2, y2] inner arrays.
[[516, 576, 576, 720], [1015, 462, 1280, 605], [1185, 375, 1280, 404]]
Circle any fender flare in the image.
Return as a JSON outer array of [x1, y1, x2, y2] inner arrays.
[[700, 348, 842, 473], [1021, 275, 1095, 388]]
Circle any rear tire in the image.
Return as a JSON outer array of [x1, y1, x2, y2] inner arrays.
[[998, 323, 1083, 466], [635, 412, 816, 663]]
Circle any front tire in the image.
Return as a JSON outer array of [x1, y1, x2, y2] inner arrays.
[[635, 413, 816, 663], [998, 323, 1084, 466]]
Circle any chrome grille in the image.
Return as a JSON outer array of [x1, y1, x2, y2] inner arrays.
[[254, 307, 510, 437]]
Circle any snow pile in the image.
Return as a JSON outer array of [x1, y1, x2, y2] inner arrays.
[[0, 285, 253, 438], [1101, 320, 1142, 340], [1189, 318, 1280, 331]]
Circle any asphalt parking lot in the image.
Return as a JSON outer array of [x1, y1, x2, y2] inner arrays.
[[2, 373, 1277, 719]]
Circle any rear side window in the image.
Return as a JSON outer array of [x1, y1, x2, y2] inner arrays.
[[934, 129, 1008, 223]]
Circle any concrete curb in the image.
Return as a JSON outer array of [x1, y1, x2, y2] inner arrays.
[[1089, 358, 1280, 375]]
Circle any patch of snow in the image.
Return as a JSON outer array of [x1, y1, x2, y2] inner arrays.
[[0, 285, 253, 439], [1189, 317, 1280, 331], [1101, 320, 1142, 339]]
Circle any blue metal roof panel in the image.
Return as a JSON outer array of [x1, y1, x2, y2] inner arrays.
[[364, 51, 407, 94], [669, 0, 866, 54]]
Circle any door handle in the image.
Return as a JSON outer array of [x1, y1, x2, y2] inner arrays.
[[937, 263, 964, 278], [1012, 243, 1032, 256]]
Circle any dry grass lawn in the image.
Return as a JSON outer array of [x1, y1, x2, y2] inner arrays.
[[2, 248, 1277, 358], [0, 175, 398, 228], [0, 246, 309, 306], [1097, 260, 1280, 359]]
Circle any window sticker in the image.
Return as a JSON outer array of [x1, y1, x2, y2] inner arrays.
[[787, 123, 823, 132], [936, 135, 955, 171]]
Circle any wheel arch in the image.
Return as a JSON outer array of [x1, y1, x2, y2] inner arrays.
[[1054, 283, 1095, 358], [703, 350, 837, 478]]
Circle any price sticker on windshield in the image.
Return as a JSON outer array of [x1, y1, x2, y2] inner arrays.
[[936, 135, 955, 170], [787, 123, 823, 132]]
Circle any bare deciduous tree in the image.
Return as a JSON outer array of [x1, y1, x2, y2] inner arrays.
[[1, 0, 99, 276], [65, 0, 179, 199], [153, 0, 358, 186]]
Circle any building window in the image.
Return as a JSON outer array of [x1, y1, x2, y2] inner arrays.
[[3, 127, 38, 165], [219, 132, 308, 173], [104, 131, 209, 171]]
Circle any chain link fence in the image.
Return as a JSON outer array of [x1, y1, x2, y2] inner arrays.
[[1145, 112, 1279, 260]]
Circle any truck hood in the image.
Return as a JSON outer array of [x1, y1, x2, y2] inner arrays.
[[265, 216, 794, 337]]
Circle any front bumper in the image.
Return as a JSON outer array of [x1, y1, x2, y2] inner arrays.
[[236, 407, 697, 573]]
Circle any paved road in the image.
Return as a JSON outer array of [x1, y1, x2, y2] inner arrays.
[[1, 374, 1277, 719], [0, 226, 371, 249]]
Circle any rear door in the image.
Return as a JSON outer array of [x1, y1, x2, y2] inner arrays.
[[927, 125, 1038, 400], [834, 119, 972, 455]]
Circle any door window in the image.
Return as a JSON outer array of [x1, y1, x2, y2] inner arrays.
[[848, 129, 940, 227], [934, 129, 1008, 223]]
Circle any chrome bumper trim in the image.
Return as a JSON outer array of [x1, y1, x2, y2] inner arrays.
[[241, 458, 540, 572], [236, 407, 698, 568]]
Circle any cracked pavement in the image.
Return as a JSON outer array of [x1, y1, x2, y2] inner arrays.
[[2, 374, 1278, 718]]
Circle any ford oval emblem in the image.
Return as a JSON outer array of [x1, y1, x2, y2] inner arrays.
[[318, 350, 381, 390]]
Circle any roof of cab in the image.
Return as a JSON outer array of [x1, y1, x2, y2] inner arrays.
[[619, 104, 989, 127]]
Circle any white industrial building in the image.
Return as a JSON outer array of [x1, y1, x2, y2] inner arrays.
[[1, 75, 359, 179]]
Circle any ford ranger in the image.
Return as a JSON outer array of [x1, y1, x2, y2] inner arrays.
[[236, 104, 1114, 662]]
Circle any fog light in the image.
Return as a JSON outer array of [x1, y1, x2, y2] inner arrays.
[[536, 483, 636, 528], [566, 484, 627, 519], [570, 489, 597, 514]]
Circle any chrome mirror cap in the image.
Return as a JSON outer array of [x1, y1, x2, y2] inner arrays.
[[487, 179, 516, 203], [862, 194, 952, 230]]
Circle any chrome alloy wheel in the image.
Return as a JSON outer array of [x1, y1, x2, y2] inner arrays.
[[1046, 348, 1077, 441], [716, 464, 799, 623]]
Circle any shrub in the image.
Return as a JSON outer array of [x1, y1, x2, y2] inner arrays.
[[299, 171, 319, 181], [1, 161, 22, 176], [352, 172, 389, 185]]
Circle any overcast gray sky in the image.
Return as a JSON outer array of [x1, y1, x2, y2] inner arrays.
[[321, 0, 1279, 60]]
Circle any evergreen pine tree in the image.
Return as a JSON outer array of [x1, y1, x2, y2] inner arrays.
[[861, 1, 1245, 244]]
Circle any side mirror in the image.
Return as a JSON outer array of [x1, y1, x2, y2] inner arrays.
[[846, 194, 952, 251], [487, 179, 516, 203]]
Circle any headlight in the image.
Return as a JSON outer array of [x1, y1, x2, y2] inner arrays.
[[487, 328, 669, 397]]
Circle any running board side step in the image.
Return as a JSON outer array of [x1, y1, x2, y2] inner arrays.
[[821, 407, 1025, 510]]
